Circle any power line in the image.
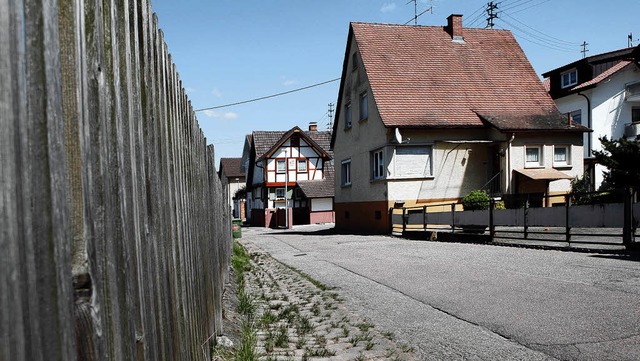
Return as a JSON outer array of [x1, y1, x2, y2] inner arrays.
[[498, 17, 576, 51], [501, 12, 580, 46], [194, 78, 340, 112], [496, 19, 576, 53]]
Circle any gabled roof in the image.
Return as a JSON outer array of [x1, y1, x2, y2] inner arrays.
[[334, 21, 564, 134], [219, 158, 244, 179], [573, 60, 634, 91], [542, 45, 639, 78], [253, 126, 332, 161]]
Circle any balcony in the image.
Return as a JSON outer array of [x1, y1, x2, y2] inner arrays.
[[625, 82, 640, 102], [624, 122, 640, 138]]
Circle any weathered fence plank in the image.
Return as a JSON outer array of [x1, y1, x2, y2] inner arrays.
[[1, 1, 232, 360]]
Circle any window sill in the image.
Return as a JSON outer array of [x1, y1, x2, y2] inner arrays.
[[359, 118, 368, 123], [524, 165, 544, 169], [386, 176, 435, 181], [553, 164, 572, 170], [341, 184, 352, 188]]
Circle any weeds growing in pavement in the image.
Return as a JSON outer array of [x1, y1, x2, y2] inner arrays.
[[356, 321, 374, 332], [235, 321, 258, 361], [296, 315, 313, 335], [274, 325, 289, 348], [237, 290, 256, 318], [259, 309, 277, 326]]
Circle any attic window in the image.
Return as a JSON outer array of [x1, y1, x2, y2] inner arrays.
[[561, 69, 578, 88], [352, 52, 358, 71]]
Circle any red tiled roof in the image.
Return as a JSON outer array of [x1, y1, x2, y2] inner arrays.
[[219, 158, 244, 178], [252, 128, 333, 160], [351, 22, 562, 129], [573, 60, 633, 91]]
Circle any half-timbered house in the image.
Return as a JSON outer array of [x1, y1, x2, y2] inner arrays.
[[244, 124, 334, 227]]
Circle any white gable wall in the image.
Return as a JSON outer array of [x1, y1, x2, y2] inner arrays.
[[554, 65, 640, 189]]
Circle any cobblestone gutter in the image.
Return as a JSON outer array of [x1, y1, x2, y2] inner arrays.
[[236, 241, 418, 361]]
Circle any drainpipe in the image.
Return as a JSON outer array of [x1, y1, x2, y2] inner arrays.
[[577, 92, 592, 158], [507, 133, 515, 194]]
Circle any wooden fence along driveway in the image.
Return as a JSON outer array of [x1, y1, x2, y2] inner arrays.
[[391, 191, 639, 250], [1, 1, 231, 361]]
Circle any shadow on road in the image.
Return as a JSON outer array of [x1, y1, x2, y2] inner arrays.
[[589, 253, 640, 263]]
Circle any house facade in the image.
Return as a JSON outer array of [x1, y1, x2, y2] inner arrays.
[[218, 157, 246, 220], [244, 124, 334, 228], [542, 45, 640, 190], [331, 15, 588, 234]]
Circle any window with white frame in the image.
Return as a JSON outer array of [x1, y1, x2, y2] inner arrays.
[[525, 146, 542, 167], [275, 188, 285, 199], [561, 69, 578, 88], [371, 149, 385, 180], [344, 102, 352, 129], [553, 145, 570, 166], [341, 159, 351, 186], [359, 92, 368, 121], [394, 146, 433, 178], [276, 159, 286, 173], [298, 159, 307, 172]]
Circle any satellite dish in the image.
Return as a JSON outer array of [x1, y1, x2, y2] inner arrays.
[[395, 128, 402, 144]]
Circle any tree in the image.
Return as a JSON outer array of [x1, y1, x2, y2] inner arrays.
[[593, 136, 640, 191]]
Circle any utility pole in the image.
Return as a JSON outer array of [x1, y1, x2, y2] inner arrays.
[[581, 41, 589, 58], [486, 1, 498, 29], [327, 103, 334, 130]]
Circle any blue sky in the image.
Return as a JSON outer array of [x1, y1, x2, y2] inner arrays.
[[152, 0, 638, 165]]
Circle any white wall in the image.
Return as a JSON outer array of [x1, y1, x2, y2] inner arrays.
[[554, 65, 640, 189]]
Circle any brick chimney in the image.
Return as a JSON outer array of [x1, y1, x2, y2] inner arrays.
[[308, 122, 318, 131], [446, 14, 464, 42]]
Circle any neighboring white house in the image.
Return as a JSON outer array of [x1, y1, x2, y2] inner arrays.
[[243, 124, 334, 228], [218, 157, 246, 220], [542, 45, 640, 190], [330, 15, 588, 234]]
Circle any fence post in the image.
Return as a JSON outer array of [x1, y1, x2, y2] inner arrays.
[[489, 198, 495, 241], [402, 207, 407, 234], [623, 187, 633, 245], [565, 194, 571, 246], [422, 205, 427, 232], [451, 203, 456, 233], [523, 198, 529, 239]]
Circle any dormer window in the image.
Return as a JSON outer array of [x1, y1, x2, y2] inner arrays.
[[561, 69, 578, 89]]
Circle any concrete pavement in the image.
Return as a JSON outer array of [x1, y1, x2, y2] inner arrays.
[[241, 223, 640, 360]]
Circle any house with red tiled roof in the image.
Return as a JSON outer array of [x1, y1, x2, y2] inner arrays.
[[218, 157, 246, 220], [542, 45, 640, 190], [243, 123, 334, 228], [331, 15, 589, 234]]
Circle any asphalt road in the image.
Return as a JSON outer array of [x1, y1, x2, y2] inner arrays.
[[241, 224, 640, 361]]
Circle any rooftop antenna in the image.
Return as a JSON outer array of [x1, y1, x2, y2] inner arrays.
[[581, 41, 589, 58], [327, 103, 334, 130], [405, 0, 433, 25], [629, 33, 635, 48], [485, 1, 498, 29]]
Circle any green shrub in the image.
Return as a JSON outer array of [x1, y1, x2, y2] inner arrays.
[[461, 190, 490, 210]]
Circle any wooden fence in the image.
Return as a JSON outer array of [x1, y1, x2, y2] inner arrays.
[[391, 190, 638, 249], [1, 0, 232, 360]]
